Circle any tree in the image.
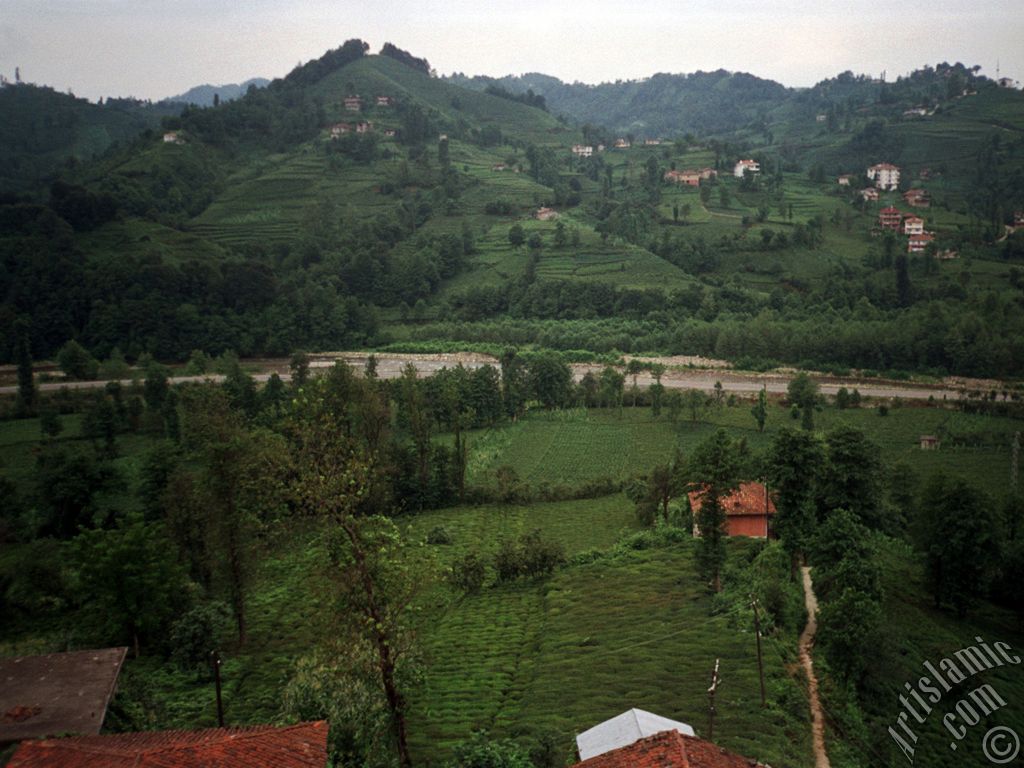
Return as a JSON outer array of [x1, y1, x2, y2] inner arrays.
[[177, 388, 291, 643], [922, 477, 998, 618], [816, 586, 882, 686], [598, 365, 625, 411], [57, 340, 98, 381], [684, 389, 706, 422], [15, 320, 35, 416], [291, 389, 426, 768], [553, 220, 567, 248], [508, 224, 525, 248], [819, 426, 884, 530], [73, 515, 190, 658], [787, 373, 818, 430], [688, 430, 741, 591], [768, 429, 825, 571], [447, 732, 532, 768], [529, 354, 572, 409], [290, 350, 311, 390], [39, 409, 63, 440], [895, 252, 912, 307], [634, 451, 686, 526], [626, 360, 644, 407], [499, 349, 528, 420], [649, 363, 666, 417], [751, 385, 768, 432], [34, 446, 120, 539]]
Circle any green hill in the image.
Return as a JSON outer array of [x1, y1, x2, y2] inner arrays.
[[0, 83, 177, 194]]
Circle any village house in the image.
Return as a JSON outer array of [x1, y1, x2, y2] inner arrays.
[[908, 232, 935, 253], [343, 95, 362, 112], [535, 207, 559, 221], [920, 435, 941, 450], [816, 114, 827, 123], [376, 95, 394, 106], [1013, 211, 1024, 228], [329, 123, 352, 138], [6, 722, 329, 768], [733, 159, 760, 178], [574, 712, 766, 768], [596, 143, 606, 152], [576, 710, 694, 761], [688, 481, 776, 538], [698, 168, 717, 180], [902, 215, 925, 236], [903, 188, 931, 208], [355, 121, 373, 134], [861, 187, 880, 202], [867, 162, 901, 190], [162, 131, 184, 144], [383, 128, 396, 138], [878, 206, 903, 231], [837, 174, 853, 186], [664, 170, 701, 186], [614, 138, 631, 149], [572, 144, 594, 158], [644, 138, 662, 146], [998, 77, 1020, 89], [492, 163, 508, 171]]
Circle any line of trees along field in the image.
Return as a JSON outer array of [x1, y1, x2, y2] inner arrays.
[[3, 349, 1022, 765]]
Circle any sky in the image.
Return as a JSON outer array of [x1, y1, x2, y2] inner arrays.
[[1, 0, 1022, 102]]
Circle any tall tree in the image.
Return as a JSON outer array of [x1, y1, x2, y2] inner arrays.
[[291, 385, 425, 768], [921, 477, 998, 618], [787, 373, 818, 430], [15, 319, 35, 416], [768, 429, 825, 571], [819, 426, 884, 530], [688, 430, 741, 591], [751, 385, 768, 433]]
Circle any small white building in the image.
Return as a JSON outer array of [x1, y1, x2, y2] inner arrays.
[[575, 709, 695, 761], [614, 138, 631, 149], [867, 162, 901, 191], [572, 144, 594, 158], [734, 159, 760, 178], [162, 131, 184, 145]]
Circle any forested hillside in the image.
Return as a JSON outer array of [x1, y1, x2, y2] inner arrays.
[[2, 46, 1024, 382]]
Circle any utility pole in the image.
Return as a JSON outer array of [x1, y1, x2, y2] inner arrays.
[[752, 598, 767, 707], [707, 658, 720, 741], [210, 651, 224, 727]]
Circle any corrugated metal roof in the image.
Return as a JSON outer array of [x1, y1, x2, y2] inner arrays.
[[576, 709, 695, 760]]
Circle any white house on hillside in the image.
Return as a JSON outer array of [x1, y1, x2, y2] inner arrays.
[[734, 159, 760, 177], [867, 162, 901, 191], [572, 144, 594, 158]]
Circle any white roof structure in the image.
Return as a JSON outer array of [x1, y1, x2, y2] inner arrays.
[[575, 708, 695, 760]]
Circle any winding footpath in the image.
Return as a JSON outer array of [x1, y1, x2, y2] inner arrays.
[[799, 566, 831, 768]]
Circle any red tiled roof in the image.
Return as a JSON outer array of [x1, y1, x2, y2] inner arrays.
[[576, 729, 765, 768], [688, 481, 776, 518], [8, 721, 328, 768]]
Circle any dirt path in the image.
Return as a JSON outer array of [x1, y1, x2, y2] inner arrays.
[[799, 566, 830, 768]]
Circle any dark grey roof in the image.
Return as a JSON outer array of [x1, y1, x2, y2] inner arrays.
[[0, 648, 127, 744]]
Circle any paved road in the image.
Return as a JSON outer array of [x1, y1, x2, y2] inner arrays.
[[0, 352, 978, 402]]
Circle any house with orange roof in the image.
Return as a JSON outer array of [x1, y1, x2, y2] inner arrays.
[[688, 481, 776, 538], [575, 728, 768, 768], [908, 232, 935, 253]]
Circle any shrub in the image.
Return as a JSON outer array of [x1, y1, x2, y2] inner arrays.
[[426, 525, 453, 545], [450, 552, 487, 594], [169, 602, 230, 675]]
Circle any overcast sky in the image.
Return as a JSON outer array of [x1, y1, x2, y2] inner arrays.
[[1, 0, 1022, 101]]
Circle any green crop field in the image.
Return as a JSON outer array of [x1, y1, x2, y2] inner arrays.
[[463, 404, 1022, 495]]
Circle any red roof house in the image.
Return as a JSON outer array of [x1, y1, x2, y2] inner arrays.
[[575, 729, 767, 768], [7, 721, 329, 768], [878, 206, 903, 230], [688, 481, 776, 538]]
